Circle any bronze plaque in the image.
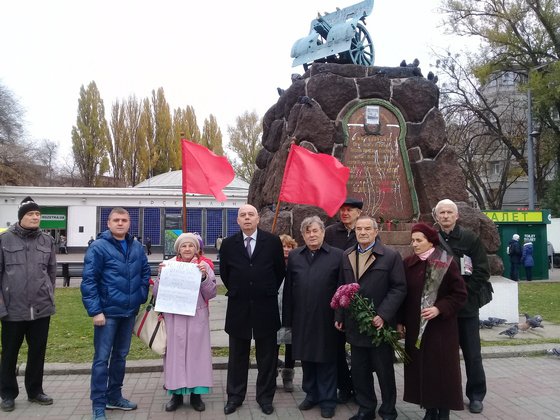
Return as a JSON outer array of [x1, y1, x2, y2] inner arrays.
[[343, 104, 415, 221]]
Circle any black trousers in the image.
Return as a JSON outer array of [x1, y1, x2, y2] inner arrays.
[[458, 316, 486, 402], [0, 317, 50, 400], [336, 331, 353, 392], [226, 333, 278, 406], [301, 360, 337, 409], [351, 343, 397, 420]]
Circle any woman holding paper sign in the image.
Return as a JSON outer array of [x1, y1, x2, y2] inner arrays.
[[153, 233, 217, 413]]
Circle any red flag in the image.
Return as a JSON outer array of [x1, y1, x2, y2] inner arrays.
[[181, 139, 235, 202], [278, 144, 350, 217]]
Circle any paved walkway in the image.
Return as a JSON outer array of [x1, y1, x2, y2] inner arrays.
[[6, 356, 560, 419]]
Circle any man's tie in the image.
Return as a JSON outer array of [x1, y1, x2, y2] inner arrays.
[[245, 237, 252, 258]]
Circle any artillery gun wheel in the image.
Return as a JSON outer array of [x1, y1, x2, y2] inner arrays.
[[344, 22, 374, 66]]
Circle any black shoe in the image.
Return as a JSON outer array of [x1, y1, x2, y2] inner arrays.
[[469, 400, 483, 413], [28, 393, 53, 405], [165, 394, 183, 412], [1, 398, 15, 412], [224, 401, 241, 415], [349, 411, 375, 420], [298, 399, 316, 410], [337, 389, 353, 404], [423, 408, 438, 420], [190, 394, 205, 412], [321, 407, 335, 418], [260, 403, 274, 415], [438, 408, 450, 420]]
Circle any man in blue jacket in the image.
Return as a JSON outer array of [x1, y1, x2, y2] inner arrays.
[[81, 208, 150, 420]]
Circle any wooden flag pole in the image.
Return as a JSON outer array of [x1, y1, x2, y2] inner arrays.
[[271, 200, 281, 233], [180, 132, 187, 233]]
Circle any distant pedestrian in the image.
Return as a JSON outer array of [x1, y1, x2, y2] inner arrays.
[[88, 236, 95, 247], [547, 241, 554, 270], [0, 197, 56, 412], [507, 234, 522, 281], [81, 207, 151, 420], [145, 237, 152, 255], [522, 240, 534, 281], [59, 235, 68, 254]]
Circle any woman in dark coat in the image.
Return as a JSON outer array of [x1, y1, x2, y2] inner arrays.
[[397, 223, 467, 420]]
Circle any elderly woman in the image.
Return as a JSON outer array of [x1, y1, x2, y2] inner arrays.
[[397, 223, 467, 420], [278, 234, 298, 392], [283, 216, 342, 419], [153, 233, 217, 412]]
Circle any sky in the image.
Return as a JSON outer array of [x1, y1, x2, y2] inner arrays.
[[1, 0, 470, 161]]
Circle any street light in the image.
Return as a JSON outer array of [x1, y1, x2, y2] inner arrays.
[[526, 87, 536, 210], [524, 60, 559, 210]]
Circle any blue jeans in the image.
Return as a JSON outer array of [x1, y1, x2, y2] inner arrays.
[[90, 316, 135, 409]]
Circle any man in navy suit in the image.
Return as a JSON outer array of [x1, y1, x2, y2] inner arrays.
[[219, 204, 285, 416]]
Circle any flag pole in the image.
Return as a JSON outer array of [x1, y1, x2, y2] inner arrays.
[[181, 133, 187, 233], [271, 200, 281, 233]]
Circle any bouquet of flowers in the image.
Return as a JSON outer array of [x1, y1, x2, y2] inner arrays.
[[416, 250, 453, 348], [331, 283, 409, 364]]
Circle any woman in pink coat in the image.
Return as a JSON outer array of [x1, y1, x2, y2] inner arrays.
[[153, 233, 217, 412]]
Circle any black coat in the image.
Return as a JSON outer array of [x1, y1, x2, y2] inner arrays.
[[324, 221, 357, 251], [337, 241, 407, 347], [283, 243, 343, 363], [219, 228, 285, 339]]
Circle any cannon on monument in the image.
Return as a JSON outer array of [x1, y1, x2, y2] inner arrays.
[[290, 0, 375, 70]]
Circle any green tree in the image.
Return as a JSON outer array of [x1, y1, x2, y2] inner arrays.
[[124, 95, 143, 186], [71, 81, 110, 186], [172, 105, 201, 169], [201, 114, 224, 155], [226, 110, 262, 183], [138, 97, 157, 181], [108, 99, 127, 185], [151, 88, 174, 175]]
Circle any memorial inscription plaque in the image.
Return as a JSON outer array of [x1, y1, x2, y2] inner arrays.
[[343, 103, 417, 221]]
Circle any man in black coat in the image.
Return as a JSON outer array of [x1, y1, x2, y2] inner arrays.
[[434, 199, 490, 414], [324, 197, 363, 403], [283, 216, 343, 419], [219, 204, 285, 416], [336, 215, 406, 420], [507, 234, 522, 281]]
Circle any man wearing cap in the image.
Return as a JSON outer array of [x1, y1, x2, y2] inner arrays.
[[434, 199, 490, 414], [0, 197, 57, 412], [507, 234, 522, 281], [81, 207, 150, 420], [324, 197, 363, 403]]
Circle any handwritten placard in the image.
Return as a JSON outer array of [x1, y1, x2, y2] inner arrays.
[[154, 261, 201, 316]]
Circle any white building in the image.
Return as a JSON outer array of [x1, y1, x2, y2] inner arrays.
[[0, 171, 249, 253]]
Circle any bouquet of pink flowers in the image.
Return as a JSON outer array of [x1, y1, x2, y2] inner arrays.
[[416, 250, 453, 348], [331, 283, 409, 364]]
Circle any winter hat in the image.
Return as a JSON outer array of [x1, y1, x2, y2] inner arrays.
[[513, 234, 520, 241], [411, 223, 440, 246], [18, 196, 40, 222], [174, 232, 201, 255], [342, 197, 364, 209]]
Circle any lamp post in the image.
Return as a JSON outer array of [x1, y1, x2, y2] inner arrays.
[[526, 87, 536, 210]]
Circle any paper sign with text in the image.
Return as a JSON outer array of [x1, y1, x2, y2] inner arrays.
[[154, 261, 201, 316]]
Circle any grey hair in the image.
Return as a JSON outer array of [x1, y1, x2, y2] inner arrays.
[[356, 214, 378, 229], [434, 199, 458, 215], [300, 216, 325, 234]]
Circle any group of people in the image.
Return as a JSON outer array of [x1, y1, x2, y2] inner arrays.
[[0, 196, 491, 420], [217, 198, 490, 420], [507, 233, 535, 281]]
